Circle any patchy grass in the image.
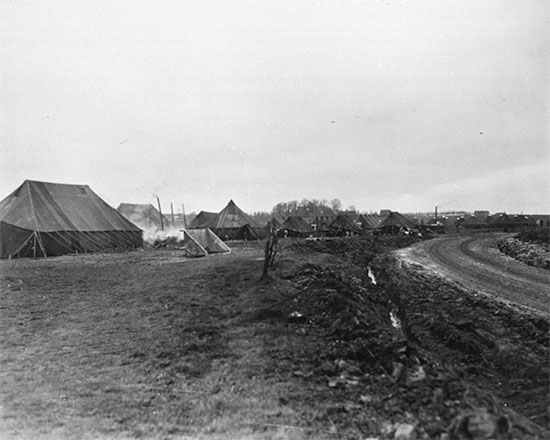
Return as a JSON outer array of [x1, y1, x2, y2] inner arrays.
[[0, 244, 375, 439]]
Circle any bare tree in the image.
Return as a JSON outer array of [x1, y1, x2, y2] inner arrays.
[[330, 198, 342, 212], [261, 225, 278, 281]]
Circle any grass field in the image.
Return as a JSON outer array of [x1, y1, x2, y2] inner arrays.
[[0, 243, 370, 439]]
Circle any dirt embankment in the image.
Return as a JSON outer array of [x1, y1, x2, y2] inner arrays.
[[371, 251, 549, 439], [295, 237, 549, 439], [497, 229, 550, 270]]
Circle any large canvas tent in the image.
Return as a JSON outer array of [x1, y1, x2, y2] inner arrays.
[[188, 211, 217, 229], [357, 214, 382, 231], [117, 203, 171, 231], [0, 180, 142, 258], [203, 200, 265, 240], [456, 215, 486, 231], [329, 214, 361, 236], [377, 211, 416, 234], [279, 216, 313, 238]]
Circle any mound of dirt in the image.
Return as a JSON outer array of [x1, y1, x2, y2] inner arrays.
[[274, 236, 549, 438], [498, 234, 550, 270]]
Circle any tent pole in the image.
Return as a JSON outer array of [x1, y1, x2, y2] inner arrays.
[[27, 182, 47, 258], [36, 232, 47, 257], [170, 203, 175, 225], [33, 232, 37, 258], [182, 204, 187, 229], [156, 197, 164, 231]]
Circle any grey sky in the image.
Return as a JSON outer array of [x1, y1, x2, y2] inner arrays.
[[1, 1, 548, 215]]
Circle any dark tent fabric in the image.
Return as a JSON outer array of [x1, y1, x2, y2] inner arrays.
[[377, 211, 416, 234], [117, 203, 171, 231], [329, 214, 361, 236], [511, 215, 536, 227], [357, 214, 382, 230], [456, 215, 486, 230], [0, 180, 142, 258], [279, 216, 312, 238], [188, 211, 218, 229], [203, 200, 266, 240]]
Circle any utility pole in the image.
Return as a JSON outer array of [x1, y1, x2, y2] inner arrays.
[[182, 204, 187, 229], [156, 196, 164, 231]]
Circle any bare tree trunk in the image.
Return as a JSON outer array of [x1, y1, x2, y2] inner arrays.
[[261, 226, 278, 280]]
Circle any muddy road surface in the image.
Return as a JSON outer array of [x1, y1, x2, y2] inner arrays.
[[396, 233, 550, 313]]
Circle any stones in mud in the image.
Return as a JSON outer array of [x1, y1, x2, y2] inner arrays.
[[381, 422, 416, 440], [390, 361, 426, 385], [449, 408, 510, 440], [391, 362, 405, 381], [287, 311, 305, 323], [359, 394, 375, 404], [497, 237, 550, 270], [406, 364, 426, 385], [336, 359, 362, 376], [393, 423, 416, 439], [326, 359, 363, 388]]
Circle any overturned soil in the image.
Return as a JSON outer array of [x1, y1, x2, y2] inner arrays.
[[1, 236, 548, 439], [497, 230, 550, 271]]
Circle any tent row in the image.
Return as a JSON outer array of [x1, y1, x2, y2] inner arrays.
[[455, 213, 541, 232], [0, 180, 424, 259], [6, 179, 534, 259], [247, 211, 411, 238]]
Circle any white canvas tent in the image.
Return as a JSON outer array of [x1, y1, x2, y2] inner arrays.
[[181, 228, 231, 257]]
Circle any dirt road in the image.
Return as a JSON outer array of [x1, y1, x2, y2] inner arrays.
[[396, 233, 550, 313]]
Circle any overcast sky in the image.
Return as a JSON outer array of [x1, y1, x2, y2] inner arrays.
[[1, 0, 548, 215]]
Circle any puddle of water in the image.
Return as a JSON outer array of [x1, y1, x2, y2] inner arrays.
[[389, 309, 401, 329], [367, 266, 377, 285], [365, 266, 403, 331]]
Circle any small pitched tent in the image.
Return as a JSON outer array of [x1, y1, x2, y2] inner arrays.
[[117, 203, 171, 232], [512, 215, 535, 227], [357, 214, 382, 231], [0, 180, 142, 258], [188, 211, 217, 229], [487, 213, 517, 231], [329, 214, 361, 236], [184, 228, 231, 254], [456, 215, 485, 231], [377, 211, 416, 234], [203, 200, 265, 240], [279, 216, 312, 238]]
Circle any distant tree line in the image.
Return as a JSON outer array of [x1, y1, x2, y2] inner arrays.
[[271, 198, 344, 219]]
